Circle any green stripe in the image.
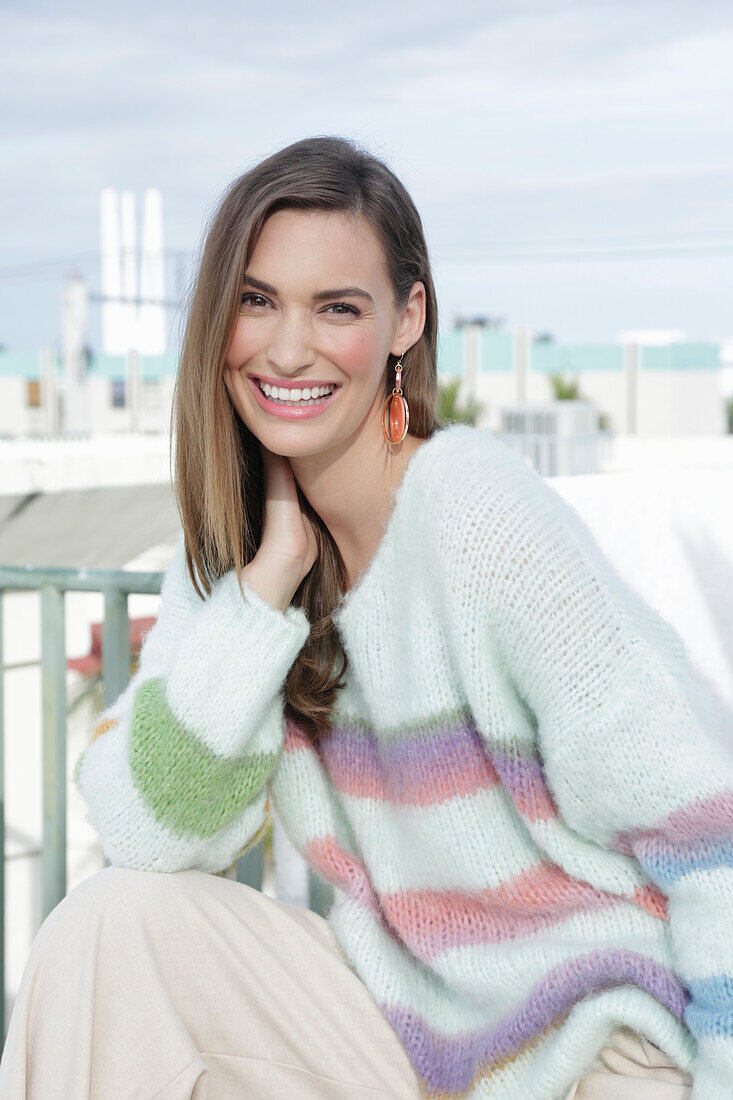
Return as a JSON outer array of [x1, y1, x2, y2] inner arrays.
[[129, 677, 280, 839]]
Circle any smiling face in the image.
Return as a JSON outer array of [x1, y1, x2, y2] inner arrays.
[[223, 208, 424, 457]]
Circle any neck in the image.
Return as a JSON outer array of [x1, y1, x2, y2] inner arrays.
[[288, 421, 423, 588]]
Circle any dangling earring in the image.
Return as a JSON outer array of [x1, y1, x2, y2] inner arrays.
[[382, 352, 410, 444]]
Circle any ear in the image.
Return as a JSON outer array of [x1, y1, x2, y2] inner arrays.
[[391, 281, 426, 357]]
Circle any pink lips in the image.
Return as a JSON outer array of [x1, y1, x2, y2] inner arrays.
[[249, 376, 340, 420]]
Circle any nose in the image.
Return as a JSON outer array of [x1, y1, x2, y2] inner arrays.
[[265, 309, 317, 375]]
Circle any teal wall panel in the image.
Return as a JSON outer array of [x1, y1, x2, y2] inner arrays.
[[641, 343, 720, 371], [140, 353, 179, 380], [0, 350, 45, 379], [437, 330, 464, 378], [89, 353, 126, 379], [479, 329, 513, 373], [532, 343, 624, 374]]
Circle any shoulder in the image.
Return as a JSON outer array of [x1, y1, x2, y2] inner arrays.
[[419, 423, 567, 555], [420, 426, 678, 650], [419, 422, 544, 500], [418, 424, 626, 618]]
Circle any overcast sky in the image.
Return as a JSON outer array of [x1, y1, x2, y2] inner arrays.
[[2, 0, 733, 353]]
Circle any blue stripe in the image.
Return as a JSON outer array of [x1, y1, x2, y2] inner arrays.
[[638, 838, 733, 886], [687, 975, 733, 1010], [685, 975, 733, 1040]]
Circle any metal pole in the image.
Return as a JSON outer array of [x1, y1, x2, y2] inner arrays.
[[40, 584, 67, 919]]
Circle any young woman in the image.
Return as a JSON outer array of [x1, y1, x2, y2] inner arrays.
[[1, 135, 730, 1099]]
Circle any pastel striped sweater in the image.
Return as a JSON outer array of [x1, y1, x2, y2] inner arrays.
[[73, 423, 733, 1099]]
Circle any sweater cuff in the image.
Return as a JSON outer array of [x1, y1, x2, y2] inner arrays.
[[161, 567, 311, 758], [234, 569, 310, 633], [216, 567, 311, 673]]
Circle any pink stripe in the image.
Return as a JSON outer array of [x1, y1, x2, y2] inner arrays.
[[490, 750, 558, 822], [631, 883, 669, 920], [283, 716, 315, 752], [379, 864, 625, 959], [301, 834, 669, 961], [303, 835, 394, 936], [612, 789, 733, 857]]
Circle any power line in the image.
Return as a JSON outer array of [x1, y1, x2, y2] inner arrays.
[[435, 227, 733, 248], [0, 249, 191, 283], [0, 252, 101, 280], [86, 292, 182, 308], [433, 242, 733, 261], [1, 235, 733, 285]]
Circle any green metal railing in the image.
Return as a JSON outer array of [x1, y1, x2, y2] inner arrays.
[[0, 563, 333, 1046]]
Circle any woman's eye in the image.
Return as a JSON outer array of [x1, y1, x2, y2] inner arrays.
[[239, 294, 359, 316], [327, 302, 360, 316]]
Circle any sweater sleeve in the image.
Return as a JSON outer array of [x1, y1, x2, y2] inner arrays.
[[435, 440, 733, 1098], [72, 533, 311, 874]]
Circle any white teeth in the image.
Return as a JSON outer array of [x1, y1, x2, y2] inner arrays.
[[258, 380, 335, 406]]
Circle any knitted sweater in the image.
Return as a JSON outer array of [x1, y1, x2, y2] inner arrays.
[[73, 423, 733, 1100]]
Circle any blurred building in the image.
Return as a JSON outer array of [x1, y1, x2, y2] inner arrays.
[[0, 324, 728, 440], [438, 323, 727, 437]]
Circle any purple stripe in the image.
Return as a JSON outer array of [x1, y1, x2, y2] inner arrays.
[[380, 949, 689, 1095], [490, 750, 556, 812], [321, 716, 541, 786]]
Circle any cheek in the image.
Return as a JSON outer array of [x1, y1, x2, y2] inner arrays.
[[331, 328, 379, 379], [225, 319, 258, 367]]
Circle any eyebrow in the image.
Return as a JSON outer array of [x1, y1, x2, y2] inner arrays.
[[242, 274, 374, 305]]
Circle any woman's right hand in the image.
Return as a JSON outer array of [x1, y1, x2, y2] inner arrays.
[[255, 441, 319, 590]]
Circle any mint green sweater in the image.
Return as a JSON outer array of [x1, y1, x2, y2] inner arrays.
[[74, 423, 733, 1098]]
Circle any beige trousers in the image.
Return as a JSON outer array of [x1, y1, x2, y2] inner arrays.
[[0, 866, 694, 1099], [564, 1026, 693, 1098]]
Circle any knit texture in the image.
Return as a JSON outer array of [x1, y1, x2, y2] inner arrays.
[[73, 423, 733, 1099]]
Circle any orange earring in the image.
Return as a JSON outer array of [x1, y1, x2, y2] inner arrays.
[[382, 352, 410, 444]]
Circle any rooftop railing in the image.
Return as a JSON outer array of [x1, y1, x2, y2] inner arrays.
[[0, 563, 332, 1047]]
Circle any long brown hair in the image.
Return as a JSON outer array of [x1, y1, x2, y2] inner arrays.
[[171, 135, 441, 741]]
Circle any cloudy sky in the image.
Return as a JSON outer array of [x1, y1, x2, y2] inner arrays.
[[2, 0, 733, 353]]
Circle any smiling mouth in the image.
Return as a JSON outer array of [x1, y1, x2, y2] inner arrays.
[[251, 374, 342, 390], [248, 375, 343, 414], [253, 378, 340, 405]]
